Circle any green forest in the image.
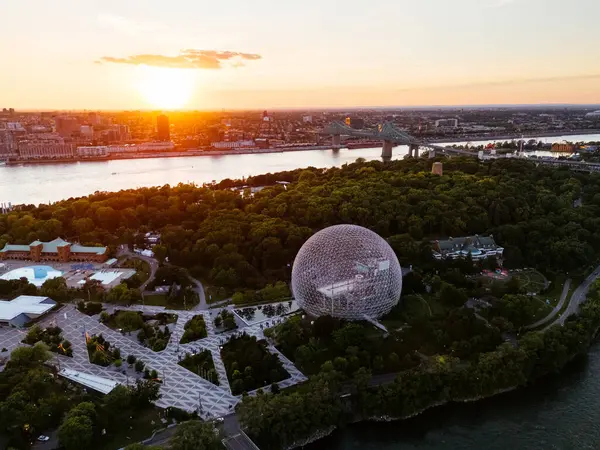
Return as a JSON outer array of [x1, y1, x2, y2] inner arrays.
[[2, 157, 600, 293]]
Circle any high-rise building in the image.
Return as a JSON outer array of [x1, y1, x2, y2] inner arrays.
[[157, 115, 170, 141], [55, 116, 80, 138], [349, 117, 365, 129]]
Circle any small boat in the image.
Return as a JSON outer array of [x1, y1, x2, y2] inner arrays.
[[111, 172, 117, 175]]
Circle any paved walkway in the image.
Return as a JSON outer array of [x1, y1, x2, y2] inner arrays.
[[0, 302, 308, 418]]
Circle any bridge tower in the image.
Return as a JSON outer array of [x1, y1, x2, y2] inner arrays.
[[382, 140, 393, 159], [408, 144, 420, 158], [428, 148, 436, 159], [332, 134, 341, 148]]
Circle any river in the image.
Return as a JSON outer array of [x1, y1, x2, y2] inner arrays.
[[308, 347, 600, 450], [1, 133, 599, 206]]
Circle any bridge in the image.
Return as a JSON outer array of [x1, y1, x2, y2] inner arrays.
[[320, 121, 473, 159], [531, 158, 600, 173]]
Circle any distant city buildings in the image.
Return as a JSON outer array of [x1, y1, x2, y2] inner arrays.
[[211, 140, 255, 149], [157, 114, 170, 141], [77, 141, 175, 156], [435, 118, 459, 128], [432, 235, 504, 261], [54, 116, 80, 137], [18, 143, 75, 159]]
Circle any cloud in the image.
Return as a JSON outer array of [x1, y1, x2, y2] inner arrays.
[[98, 13, 167, 34], [98, 49, 262, 69]]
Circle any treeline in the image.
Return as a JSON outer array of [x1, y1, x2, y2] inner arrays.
[[237, 279, 600, 449], [0, 343, 161, 449], [2, 158, 600, 290]]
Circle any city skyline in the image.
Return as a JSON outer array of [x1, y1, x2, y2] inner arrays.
[[2, 0, 600, 110]]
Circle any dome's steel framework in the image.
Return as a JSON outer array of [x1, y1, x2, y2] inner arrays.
[[291, 225, 402, 320]]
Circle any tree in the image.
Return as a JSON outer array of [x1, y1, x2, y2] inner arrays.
[[127, 354, 137, 365], [135, 360, 145, 372], [170, 420, 222, 450], [40, 277, 72, 302], [116, 311, 144, 332], [153, 244, 168, 264], [58, 416, 94, 450], [131, 380, 161, 408]]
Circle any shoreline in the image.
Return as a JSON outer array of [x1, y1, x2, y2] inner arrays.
[[3, 130, 599, 167]]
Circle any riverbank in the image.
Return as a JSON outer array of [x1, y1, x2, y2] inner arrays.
[[428, 129, 600, 144], [4, 129, 600, 167], [3, 145, 334, 166], [239, 276, 600, 450]]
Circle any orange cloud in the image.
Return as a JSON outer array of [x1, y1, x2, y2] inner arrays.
[[98, 49, 262, 69]]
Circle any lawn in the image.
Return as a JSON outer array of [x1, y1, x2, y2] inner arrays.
[[528, 297, 554, 322], [513, 269, 548, 295], [205, 285, 231, 304], [143, 293, 169, 306], [178, 350, 219, 385], [98, 407, 165, 450], [221, 334, 289, 395]]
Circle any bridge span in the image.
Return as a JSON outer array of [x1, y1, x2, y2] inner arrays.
[[320, 121, 473, 159]]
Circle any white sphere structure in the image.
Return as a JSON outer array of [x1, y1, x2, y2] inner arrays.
[[291, 225, 402, 320]]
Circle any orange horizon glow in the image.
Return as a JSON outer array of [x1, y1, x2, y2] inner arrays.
[[2, 0, 600, 110]]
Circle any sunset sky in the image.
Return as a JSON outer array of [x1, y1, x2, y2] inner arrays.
[[2, 0, 600, 110]]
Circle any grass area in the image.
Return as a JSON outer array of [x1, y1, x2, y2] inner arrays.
[[513, 269, 548, 295], [98, 407, 164, 450], [205, 285, 230, 304], [221, 334, 289, 395], [143, 293, 169, 306], [540, 274, 569, 307], [178, 350, 219, 385], [529, 298, 554, 322], [142, 293, 197, 310]]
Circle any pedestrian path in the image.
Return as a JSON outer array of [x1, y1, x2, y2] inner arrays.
[[0, 301, 308, 418]]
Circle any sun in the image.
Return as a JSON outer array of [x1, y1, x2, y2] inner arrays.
[[136, 66, 195, 109]]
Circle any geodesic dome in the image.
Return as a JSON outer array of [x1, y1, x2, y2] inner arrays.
[[291, 224, 402, 320]]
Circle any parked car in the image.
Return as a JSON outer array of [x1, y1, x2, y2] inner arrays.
[[37, 435, 50, 442]]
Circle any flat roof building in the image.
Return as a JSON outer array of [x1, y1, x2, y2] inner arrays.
[[0, 295, 56, 328], [58, 368, 119, 394], [0, 237, 108, 263]]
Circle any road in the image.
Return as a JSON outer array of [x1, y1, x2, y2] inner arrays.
[[190, 277, 208, 310], [117, 246, 158, 291], [552, 265, 600, 327], [524, 278, 572, 330]]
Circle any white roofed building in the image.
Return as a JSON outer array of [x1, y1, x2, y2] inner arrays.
[[0, 295, 56, 328]]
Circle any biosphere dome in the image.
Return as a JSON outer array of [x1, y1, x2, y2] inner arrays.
[[291, 225, 402, 320]]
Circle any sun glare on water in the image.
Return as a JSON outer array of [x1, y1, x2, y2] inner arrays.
[[137, 66, 195, 109]]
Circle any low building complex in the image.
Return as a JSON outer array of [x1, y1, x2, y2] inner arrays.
[[0, 237, 108, 263], [432, 235, 504, 261], [0, 295, 56, 327]]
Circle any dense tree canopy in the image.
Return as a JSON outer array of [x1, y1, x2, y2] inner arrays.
[[3, 158, 599, 294]]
